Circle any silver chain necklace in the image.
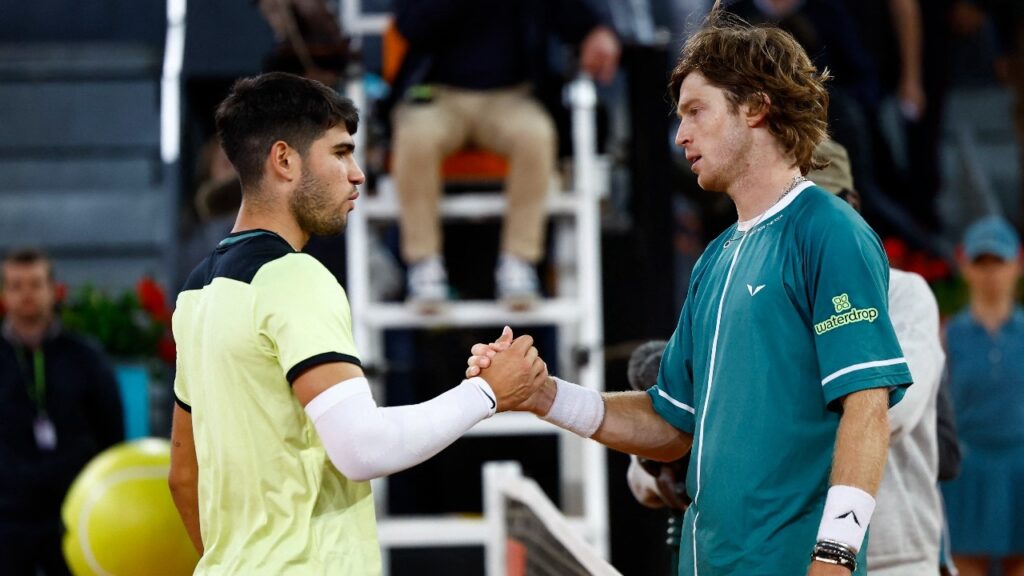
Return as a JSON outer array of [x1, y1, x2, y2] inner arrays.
[[723, 175, 807, 248]]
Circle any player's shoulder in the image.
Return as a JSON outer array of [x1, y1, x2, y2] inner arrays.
[[180, 255, 213, 294], [224, 232, 296, 283], [180, 230, 295, 293], [792, 184, 879, 245], [253, 251, 344, 303], [793, 184, 866, 231], [256, 251, 333, 283]]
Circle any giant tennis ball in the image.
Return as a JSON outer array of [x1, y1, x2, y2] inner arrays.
[[62, 438, 199, 576]]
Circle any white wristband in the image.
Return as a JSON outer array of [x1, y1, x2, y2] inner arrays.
[[541, 377, 605, 438], [466, 376, 498, 418], [817, 485, 876, 553]]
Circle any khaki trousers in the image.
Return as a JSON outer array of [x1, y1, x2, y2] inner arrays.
[[391, 84, 556, 263]]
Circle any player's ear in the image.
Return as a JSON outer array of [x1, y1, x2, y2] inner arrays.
[[744, 92, 770, 127], [266, 140, 299, 183]]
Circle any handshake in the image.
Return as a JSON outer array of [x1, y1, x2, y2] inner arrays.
[[463, 326, 556, 415]]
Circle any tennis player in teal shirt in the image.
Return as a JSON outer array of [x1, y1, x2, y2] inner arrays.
[[649, 180, 910, 575], [466, 8, 912, 576]]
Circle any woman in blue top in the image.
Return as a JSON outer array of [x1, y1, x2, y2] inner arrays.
[[943, 215, 1024, 576]]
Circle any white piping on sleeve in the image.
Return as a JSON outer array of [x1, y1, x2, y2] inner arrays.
[[657, 388, 696, 414], [821, 357, 908, 386]]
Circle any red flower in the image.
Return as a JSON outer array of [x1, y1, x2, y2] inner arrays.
[[137, 277, 170, 323], [923, 258, 952, 282], [158, 334, 177, 364], [883, 237, 908, 268], [53, 282, 68, 303], [904, 251, 930, 278]]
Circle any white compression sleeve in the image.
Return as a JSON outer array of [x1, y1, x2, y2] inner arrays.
[[304, 376, 497, 482]]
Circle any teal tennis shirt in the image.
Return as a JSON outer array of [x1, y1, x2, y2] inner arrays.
[[648, 183, 912, 576]]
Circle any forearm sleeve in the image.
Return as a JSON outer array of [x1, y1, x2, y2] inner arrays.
[[304, 377, 496, 482]]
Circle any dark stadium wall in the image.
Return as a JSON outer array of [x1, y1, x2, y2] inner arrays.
[[182, 0, 276, 78], [0, 0, 277, 79], [0, 0, 165, 45]]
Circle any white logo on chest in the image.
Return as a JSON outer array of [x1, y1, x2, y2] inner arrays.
[[747, 284, 765, 296]]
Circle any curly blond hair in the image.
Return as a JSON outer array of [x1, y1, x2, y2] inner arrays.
[[670, 10, 831, 174]]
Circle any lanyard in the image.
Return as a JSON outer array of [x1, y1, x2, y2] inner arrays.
[[13, 346, 46, 414]]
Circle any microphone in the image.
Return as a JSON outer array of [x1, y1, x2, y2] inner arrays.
[[626, 341, 691, 510]]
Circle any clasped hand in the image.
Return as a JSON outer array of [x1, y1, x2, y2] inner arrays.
[[469, 327, 548, 412], [467, 326, 551, 413]]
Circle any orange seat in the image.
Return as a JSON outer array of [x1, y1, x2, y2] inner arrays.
[[382, 20, 407, 86], [442, 149, 509, 181], [383, 19, 509, 182]]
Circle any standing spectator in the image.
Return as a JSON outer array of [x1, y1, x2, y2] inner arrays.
[[0, 248, 125, 576], [390, 0, 620, 310], [943, 215, 1024, 576], [900, 0, 953, 233], [841, 0, 944, 232]]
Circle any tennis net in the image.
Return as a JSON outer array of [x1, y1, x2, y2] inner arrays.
[[485, 462, 620, 576]]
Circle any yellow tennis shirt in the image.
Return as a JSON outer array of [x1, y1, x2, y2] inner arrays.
[[173, 229, 380, 575]]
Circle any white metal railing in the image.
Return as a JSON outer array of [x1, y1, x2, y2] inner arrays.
[[161, 0, 187, 306], [161, 0, 186, 165]]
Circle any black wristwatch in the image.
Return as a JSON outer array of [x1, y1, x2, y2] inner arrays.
[[811, 540, 857, 572]]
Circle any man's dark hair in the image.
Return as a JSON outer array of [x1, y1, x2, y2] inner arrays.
[[215, 72, 359, 188], [3, 247, 54, 281]]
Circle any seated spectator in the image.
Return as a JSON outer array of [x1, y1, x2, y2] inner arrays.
[[256, 0, 350, 86], [390, 0, 620, 310], [0, 248, 125, 575], [942, 215, 1024, 576]]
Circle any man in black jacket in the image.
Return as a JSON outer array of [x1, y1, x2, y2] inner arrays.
[[390, 0, 619, 310], [0, 248, 124, 575]]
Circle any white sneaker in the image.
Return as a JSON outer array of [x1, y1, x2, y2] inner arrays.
[[407, 255, 449, 313], [496, 254, 540, 310]]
